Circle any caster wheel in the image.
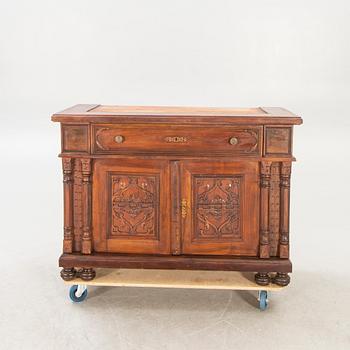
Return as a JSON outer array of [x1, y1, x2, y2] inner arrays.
[[69, 285, 88, 303], [258, 290, 268, 311]]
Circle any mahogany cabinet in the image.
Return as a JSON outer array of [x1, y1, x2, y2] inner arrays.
[[52, 105, 302, 286]]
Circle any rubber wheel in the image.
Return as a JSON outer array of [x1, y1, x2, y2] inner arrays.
[[259, 290, 268, 311], [69, 285, 88, 303]]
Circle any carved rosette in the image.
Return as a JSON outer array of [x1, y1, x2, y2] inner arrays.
[[259, 161, 272, 258], [279, 162, 291, 258], [81, 158, 92, 254], [62, 158, 73, 253]]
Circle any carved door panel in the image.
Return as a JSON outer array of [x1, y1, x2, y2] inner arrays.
[[180, 161, 259, 256], [93, 159, 171, 254]]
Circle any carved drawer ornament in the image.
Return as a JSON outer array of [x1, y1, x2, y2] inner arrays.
[[164, 136, 188, 143], [95, 127, 111, 150], [242, 129, 259, 153]]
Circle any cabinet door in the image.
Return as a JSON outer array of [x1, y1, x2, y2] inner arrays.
[[93, 159, 171, 254], [181, 161, 259, 256]]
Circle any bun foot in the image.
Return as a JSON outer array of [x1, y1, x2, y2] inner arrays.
[[79, 268, 96, 281], [255, 272, 270, 286], [60, 267, 76, 281], [272, 272, 290, 286]]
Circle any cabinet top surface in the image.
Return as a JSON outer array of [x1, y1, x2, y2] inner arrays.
[[52, 104, 302, 125]]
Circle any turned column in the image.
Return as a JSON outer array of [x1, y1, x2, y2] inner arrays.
[[259, 161, 272, 258], [279, 162, 291, 258], [81, 158, 92, 254], [62, 158, 73, 253]]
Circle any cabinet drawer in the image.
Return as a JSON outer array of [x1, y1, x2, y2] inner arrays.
[[92, 124, 262, 156]]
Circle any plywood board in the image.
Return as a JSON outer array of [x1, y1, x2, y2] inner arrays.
[[64, 268, 284, 291]]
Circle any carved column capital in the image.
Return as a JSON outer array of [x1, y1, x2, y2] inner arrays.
[[81, 158, 92, 183], [62, 158, 73, 183], [280, 162, 291, 188], [260, 161, 272, 188]]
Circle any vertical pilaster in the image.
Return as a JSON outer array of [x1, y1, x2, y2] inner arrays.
[[73, 158, 83, 252], [279, 162, 291, 258], [62, 158, 73, 253], [170, 161, 181, 255], [81, 158, 92, 254], [260, 161, 272, 258]]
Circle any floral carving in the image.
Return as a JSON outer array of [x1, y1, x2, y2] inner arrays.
[[193, 177, 242, 241], [110, 174, 159, 239]]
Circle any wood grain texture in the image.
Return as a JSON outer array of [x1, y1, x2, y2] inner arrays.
[[61, 124, 89, 153], [265, 126, 292, 156], [52, 105, 302, 125], [59, 253, 292, 272]]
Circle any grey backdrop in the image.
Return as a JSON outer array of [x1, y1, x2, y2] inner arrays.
[[1, 1, 349, 349]]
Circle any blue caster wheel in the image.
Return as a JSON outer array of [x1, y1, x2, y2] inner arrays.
[[258, 290, 268, 311], [69, 285, 88, 303]]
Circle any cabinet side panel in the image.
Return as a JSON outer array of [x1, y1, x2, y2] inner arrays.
[[62, 124, 89, 153], [264, 126, 292, 156]]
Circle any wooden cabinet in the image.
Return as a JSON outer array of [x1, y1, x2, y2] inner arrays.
[[52, 105, 302, 286]]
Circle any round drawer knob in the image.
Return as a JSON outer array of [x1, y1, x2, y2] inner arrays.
[[229, 137, 238, 145], [114, 135, 124, 144]]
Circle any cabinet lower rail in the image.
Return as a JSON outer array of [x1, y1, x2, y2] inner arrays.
[[59, 253, 292, 272]]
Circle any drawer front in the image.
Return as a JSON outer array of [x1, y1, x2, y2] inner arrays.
[[92, 124, 262, 156]]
